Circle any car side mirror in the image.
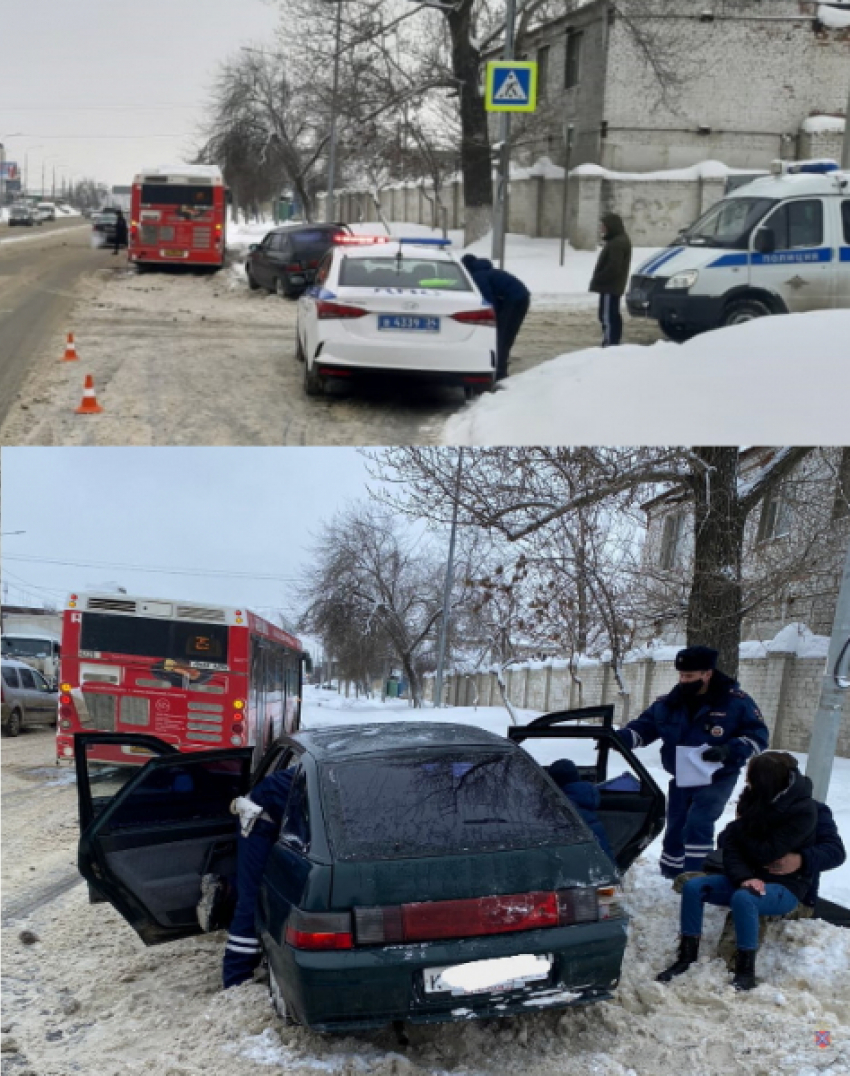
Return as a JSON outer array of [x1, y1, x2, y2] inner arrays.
[[754, 228, 775, 255]]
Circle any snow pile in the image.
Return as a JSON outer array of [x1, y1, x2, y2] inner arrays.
[[571, 160, 762, 183], [802, 115, 847, 135], [442, 310, 850, 445]]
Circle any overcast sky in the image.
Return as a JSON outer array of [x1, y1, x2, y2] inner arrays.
[[1, 448, 381, 627], [0, 0, 281, 191]]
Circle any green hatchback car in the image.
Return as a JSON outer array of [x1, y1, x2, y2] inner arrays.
[[75, 707, 664, 1033]]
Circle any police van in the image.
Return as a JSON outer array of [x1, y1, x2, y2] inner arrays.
[[626, 161, 850, 340]]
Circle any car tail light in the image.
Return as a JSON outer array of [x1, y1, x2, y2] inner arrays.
[[285, 263, 303, 272], [353, 887, 602, 946], [450, 307, 496, 325], [597, 886, 624, 920], [285, 909, 353, 950], [316, 300, 368, 320]]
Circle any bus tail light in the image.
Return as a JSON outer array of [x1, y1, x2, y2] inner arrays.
[[316, 300, 368, 320], [285, 910, 353, 950]]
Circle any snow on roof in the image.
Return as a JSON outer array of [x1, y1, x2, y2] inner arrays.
[[818, 2, 850, 28], [802, 114, 847, 134], [442, 310, 850, 445]]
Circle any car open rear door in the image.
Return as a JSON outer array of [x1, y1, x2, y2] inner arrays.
[[75, 733, 252, 945], [508, 706, 665, 873]]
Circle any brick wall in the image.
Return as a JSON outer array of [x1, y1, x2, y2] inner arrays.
[[425, 653, 850, 757]]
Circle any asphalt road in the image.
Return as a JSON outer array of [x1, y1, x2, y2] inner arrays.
[[0, 218, 101, 426]]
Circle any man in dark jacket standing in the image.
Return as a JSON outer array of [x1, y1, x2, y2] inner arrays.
[[112, 209, 129, 255], [588, 213, 632, 347], [616, 645, 769, 879], [461, 254, 530, 381]]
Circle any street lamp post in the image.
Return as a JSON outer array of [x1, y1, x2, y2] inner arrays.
[[325, 0, 344, 224]]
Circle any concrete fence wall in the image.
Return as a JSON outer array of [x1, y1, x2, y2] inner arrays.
[[421, 653, 850, 758], [320, 166, 733, 250]]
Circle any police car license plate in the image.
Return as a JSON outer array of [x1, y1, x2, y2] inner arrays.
[[422, 954, 552, 995], [377, 315, 440, 332]]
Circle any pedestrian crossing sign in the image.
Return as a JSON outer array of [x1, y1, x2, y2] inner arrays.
[[485, 61, 537, 112]]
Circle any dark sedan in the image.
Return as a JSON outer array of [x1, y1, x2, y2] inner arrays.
[[92, 208, 125, 246], [245, 223, 353, 298], [75, 707, 664, 1033]]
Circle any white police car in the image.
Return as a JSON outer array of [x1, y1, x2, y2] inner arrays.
[[627, 160, 850, 341], [295, 236, 497, 398]]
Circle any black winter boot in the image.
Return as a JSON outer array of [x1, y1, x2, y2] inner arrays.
[[656, 935, 700, 982], [732, 948, 757, 991]]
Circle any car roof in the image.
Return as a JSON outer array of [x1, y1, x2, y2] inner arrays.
[[2, 658, 51, 672], [727, 171, 847, 200], [291, 721, 512, 759]]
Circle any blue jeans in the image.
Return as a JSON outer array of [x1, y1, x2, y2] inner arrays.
[[681, 874, 798, 950]]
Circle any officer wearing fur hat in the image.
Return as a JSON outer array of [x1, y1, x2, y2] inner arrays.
[[615, 645, 769, 880]]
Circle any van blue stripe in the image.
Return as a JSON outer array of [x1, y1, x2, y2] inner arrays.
[[708, 248, 833, 268], [638, 247, 685, 276]]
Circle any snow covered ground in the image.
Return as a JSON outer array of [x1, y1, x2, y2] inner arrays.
[[441, 309, 850, 446], [1, 689, 848, 1075]]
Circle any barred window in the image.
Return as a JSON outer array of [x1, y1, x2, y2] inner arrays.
[[659, 512, 687, 570], [565, 31, 583, 89]]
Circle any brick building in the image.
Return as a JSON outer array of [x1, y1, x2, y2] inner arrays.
[[506, 0, 850, 172]]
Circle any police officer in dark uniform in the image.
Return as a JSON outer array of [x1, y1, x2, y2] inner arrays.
[[615, 645, 770, 879]]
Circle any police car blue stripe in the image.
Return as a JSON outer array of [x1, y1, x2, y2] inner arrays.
[[708, 247, 834, 268], [840, 248, 850, 263], [638, 247, 685, 276]]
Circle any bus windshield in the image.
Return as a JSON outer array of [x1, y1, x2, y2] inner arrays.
[[80, 612, 229, 667], [678, 197, 777, 250]]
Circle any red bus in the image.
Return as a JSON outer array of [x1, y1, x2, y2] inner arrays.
[[57, 591, 305, 766], [129, 164, 227, 270]]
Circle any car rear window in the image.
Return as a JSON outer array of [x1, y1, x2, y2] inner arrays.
[[338, 257, 472, 291], [290, 229, 343, 251], [321, 749, 585, 861]]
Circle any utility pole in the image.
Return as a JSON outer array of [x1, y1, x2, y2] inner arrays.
[[558, 124, 575, 267], [326, 0, 343, 223], [491, 0, 518, 268], [805, 539, 850, 801], [434, 448, 464, 707]]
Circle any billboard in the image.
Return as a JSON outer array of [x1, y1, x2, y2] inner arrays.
[[1, 161, 20, 181]]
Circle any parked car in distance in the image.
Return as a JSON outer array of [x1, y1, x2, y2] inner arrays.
[[245, 223, 353, 298], [36, 202, 57, 221], [75, 707, 664, 1033], [2, 658, 59, 737], [8, 204, 39, 227]]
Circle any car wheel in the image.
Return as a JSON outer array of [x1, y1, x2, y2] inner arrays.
[[659, 317, 697, 343], [721, 298, 772, 328], [275, 277, 292, 300], [246, 266, 260, 291], [4, 710, 23, 737], [268, 960, 297, 1026], [304, 358, 325, 397]]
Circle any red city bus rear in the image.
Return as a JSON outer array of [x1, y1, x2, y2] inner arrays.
[[57, 592, 303, 766], [129, 164, 227, 269]]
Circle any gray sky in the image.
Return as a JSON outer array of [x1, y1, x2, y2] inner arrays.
[[1, 448, 378, 626], [0, 0, 281, 190]]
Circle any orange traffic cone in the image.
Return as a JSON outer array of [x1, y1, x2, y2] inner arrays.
[[62, 332, 79, 362], [75, 375, 104, 414]]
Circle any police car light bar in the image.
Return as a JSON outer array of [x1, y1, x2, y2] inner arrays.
[[333, 235, 391, 245], [397, 237, 452, 247], [771, 158, 840, 176]]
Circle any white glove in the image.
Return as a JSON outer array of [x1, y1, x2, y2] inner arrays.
[[230, 796, 262, 837]]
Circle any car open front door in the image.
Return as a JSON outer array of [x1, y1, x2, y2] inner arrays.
[[76, 733, 253, 945], [508, 706, 666, 873]]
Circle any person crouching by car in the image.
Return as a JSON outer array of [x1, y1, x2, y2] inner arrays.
[[460, 254, 531, 381], [657, 751, 818, 991], [546, 758, 616, 862], [112, 209, 128, 255], [588, 213, 632, 347]]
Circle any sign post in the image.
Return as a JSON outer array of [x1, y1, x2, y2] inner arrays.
[[486, 51, 537, 269]]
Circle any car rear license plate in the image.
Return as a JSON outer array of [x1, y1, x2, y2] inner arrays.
[[290, 275, 305, 284], [377, 315, 440, 332], [423, 954, 552, 996]]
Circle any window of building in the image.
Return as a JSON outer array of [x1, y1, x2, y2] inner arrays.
[[537, 45, 550, 99], [564, 31, 583, 89], [757, 486, 791, 543], [764, 199, 823, 250], [659, 512, 687, 570], [832, 448, 850, 521]]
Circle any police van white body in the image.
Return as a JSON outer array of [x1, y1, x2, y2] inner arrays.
[[626, 161, 850, 340]]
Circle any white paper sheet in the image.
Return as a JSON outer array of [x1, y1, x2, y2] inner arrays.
[[675, 745, 723, 788]]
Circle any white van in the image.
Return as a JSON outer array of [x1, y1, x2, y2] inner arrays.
[[626, 161, 850, 340], [0, 633, 61, 687]]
